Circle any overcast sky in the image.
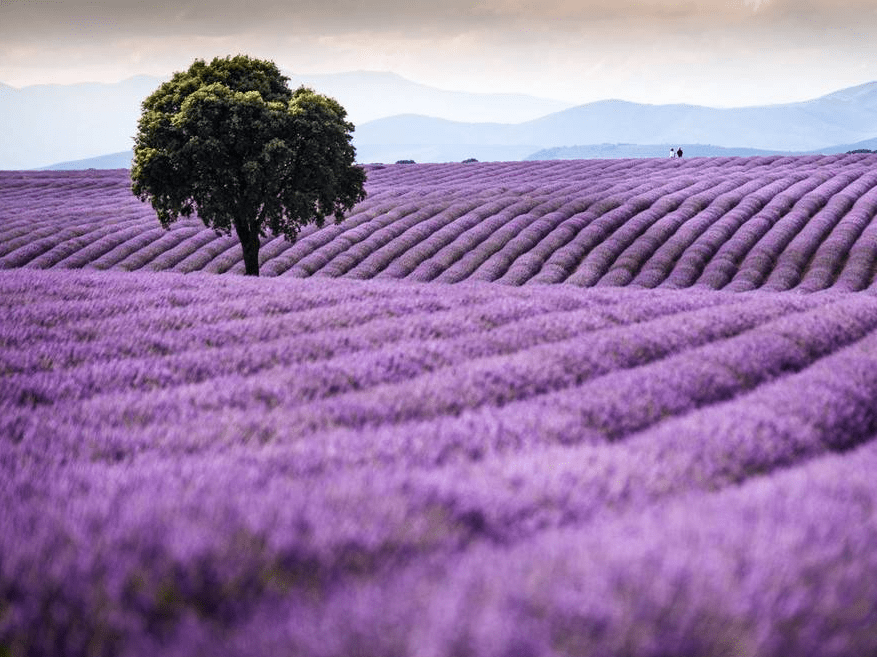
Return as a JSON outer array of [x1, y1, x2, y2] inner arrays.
[[2, 0, 876, 107]]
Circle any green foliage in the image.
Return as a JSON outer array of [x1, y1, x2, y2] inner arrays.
[[131, 55, 367, 275]]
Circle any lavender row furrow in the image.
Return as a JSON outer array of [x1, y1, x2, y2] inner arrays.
[[546, 175, 726, 286], [797, 182, 877, 291], [594, 175, 746, 287], [139, 228, 228, 272], [725, 172, 856, 291], [53, 220, 160, 269], [92, 321, 877, 565], [388, 440, 877, 657], [0, 281, 496, 359], [171, 235, 240, 273], [319, 203, 457, 279], [668, 178, 834, 289], [466, 198, 577, 282], [469, 187, 632, 284], [0, 215, 134, 262], [272, 189, 445, 274], [349, 198, 506, 280], [659, 174, 806, 288], [526, 177, 683, 284], [396, 324, 877, 547], [156, 325, 877, 574], [762, 170, 873, 290], [1, 290, 599, 402], [694, 174, 833, 289], [4, 157, 877, 288], [22, 217, 154, 270], [584, 175, 751, 287], [0, 276, 747, 375], [285, 198, 437, 277], [5, 345, 877, 657], [837, 206, 877, 291], [4, 266, 539, 342], [1, 284, 347, 346], [429, 196, 556, 283], [36, 293, 843, 451], [255, 223, 326, 276], [495, 197, 606, 285], [0, 223, 103, 267], [403, 196, 557, 282], [655, 176, 788, 288], [83, 225, 172, 270], [198, 293, 874, 476]]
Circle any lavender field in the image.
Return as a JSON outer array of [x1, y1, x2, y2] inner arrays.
[[4, 154, 877, 290], [2, 156, 877, 656]]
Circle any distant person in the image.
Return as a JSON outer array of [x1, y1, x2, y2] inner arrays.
[[677, 147, 683, 158], [670, 148, 676, 158]]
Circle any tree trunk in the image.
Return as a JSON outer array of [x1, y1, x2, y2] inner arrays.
[[235, 219, 261, 276]]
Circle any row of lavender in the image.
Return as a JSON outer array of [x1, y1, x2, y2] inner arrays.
[[3, 267, 877, 656], [3, 154, 877, 289]]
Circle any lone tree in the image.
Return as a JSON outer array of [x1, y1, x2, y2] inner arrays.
[[131, 55, 366, 276]]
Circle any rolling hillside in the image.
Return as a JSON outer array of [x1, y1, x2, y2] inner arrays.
[[3, 155, 877, 656], [4, 154, 877, 291]]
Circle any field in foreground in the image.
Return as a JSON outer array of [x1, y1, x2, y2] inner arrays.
[[3, 156, 877, 656], [3, 154, 877, 290], [2, 266, 877, 656]]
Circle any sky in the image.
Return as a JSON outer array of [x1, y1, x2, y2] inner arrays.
[[2, 0, 877, 108]]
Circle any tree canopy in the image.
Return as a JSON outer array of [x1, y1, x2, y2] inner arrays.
[[131, 55, 367, 275]]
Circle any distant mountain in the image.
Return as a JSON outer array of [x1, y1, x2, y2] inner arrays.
[[814, 135, 877, 154], [14, 78, 877, 169], [525, 144, 796, 160], [354, 144, 538, 166], [38, 151, 133, 170], [285, 71, 572, 125], [351, 114, 541, 164], [353, 82, 877, 163], [525, 135, 877, 161], [38, 136, 874, 170], [0, 71, 572, 170], [0, 75, 159, 171], [512, 87, 877, 152]]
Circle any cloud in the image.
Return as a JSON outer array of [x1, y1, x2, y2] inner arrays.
[[2, 0, 876, 107], [2, 0, 876, 47], [1, 0, 490, 39]]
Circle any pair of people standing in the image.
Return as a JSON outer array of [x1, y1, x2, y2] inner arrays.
[[670, 147, 683, 158]]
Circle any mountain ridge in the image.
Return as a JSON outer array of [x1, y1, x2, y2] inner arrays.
[[0, 71, 572, 170], [3, 75, 877, 169], [350, 84, 877, 163], [35, 135, 877, 170]]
